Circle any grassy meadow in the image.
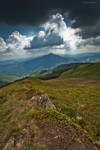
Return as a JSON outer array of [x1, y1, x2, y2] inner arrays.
[[0, 63, 100, 149]]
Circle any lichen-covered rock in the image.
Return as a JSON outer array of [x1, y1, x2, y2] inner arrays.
[[39, 94, 56, 110], [3, 137, 14, 150], [31, 94, 56, 110]]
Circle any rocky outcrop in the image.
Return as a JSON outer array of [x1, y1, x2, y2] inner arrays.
[[31, 94, 56, 110], [40, 94, 56, 110]]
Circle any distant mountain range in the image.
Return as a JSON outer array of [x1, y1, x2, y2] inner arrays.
[[0, 52, 100, 79], [0, 53, 76, 77]]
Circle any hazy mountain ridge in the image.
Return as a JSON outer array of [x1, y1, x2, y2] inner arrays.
[[0, 53, 100, 78], [0, 53, 100, 87], [32, 63, 83, 80], [0, 54, 71, 77]]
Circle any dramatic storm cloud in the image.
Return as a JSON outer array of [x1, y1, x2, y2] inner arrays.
[[0, 12, 100, 60], [0, 0, 99, 26], [0, 0, 100, 39], [0, 14, 81, 59], [30, 14, 81, 51], [0, 6, 100, 60]]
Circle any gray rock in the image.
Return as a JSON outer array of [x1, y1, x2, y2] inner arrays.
[[3, 137, 14, 150], [16, 143, 22, 149], [39, 94, 56, 110]]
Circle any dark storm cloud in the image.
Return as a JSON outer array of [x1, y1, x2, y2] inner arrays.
[[0, 0, 100, 38], [30, 32, 63, 49], [78, 19, 100, 39]]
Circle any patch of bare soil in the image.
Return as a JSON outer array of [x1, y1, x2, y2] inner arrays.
[[35, 124, 100, 150]]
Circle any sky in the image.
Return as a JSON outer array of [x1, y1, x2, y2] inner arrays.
[[0, 0, 100, 60]]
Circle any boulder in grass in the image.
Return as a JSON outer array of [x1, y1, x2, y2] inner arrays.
[[39, 94, 56, 110], [31, 94, 56, 110]]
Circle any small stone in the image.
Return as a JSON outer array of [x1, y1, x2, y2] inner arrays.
[[31, 96, 36, 100], [16, 143, 22, 149], [3, 137, 14, 150]]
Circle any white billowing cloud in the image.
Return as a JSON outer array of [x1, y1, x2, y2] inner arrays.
[[0, 31, 33, 60], [38, 31, 45, 38], [30, 14, 65, 49], [72, 36, 100, 54], [29, 13, 81, 51], [43, 13, 81, 50], [7, 31, 33, 56], [0, 37, 7, 52], [0, 13, 100, 60]]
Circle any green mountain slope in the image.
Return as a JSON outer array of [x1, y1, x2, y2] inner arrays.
[[32, 63, 82, 80], [0, 76, 100, 149], [0, 76, 19, 87], [60, 62, 100, 80]]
